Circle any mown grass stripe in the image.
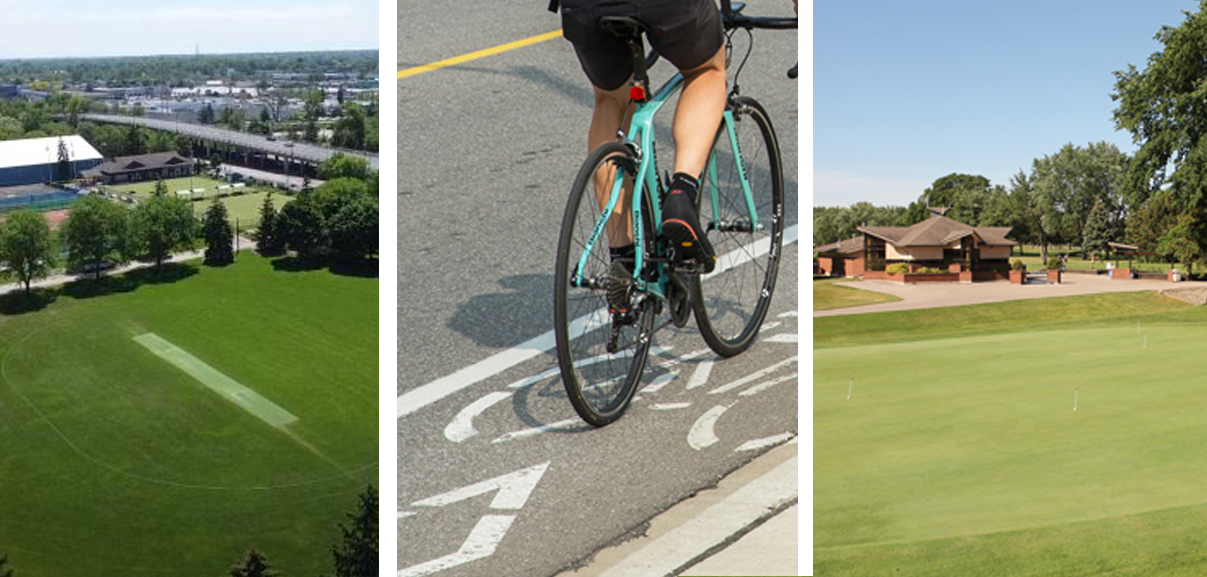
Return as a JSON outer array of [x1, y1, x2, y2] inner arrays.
[[133, 332, 297, 428]]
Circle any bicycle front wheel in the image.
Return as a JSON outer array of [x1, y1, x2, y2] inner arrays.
[[692, 95, 785, 357], [554, 142, 653, 427]]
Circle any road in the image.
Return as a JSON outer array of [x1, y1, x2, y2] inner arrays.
[[398, 2, 799, 576]]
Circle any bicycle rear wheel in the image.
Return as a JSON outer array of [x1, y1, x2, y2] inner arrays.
[[554, 142, 653, 427], [691, 95, 784, 357]]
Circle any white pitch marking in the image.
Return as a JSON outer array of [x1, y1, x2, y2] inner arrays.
[[739, 373, 798, 397], [410, 462, 550, 510], [397, 514, 515, 577], [651, 402, 692, 410], [398, 224, 797, 420], [685, 358, 715, 390], [735, 432, 796, 452], [708, 357, 799, 395], [641, 371, 679, 394], [777, 310, 799, 318], [444, 391, 512, 443], [764, 333, 798, 344], [688, 405, 729, 450], [491, 419, 584, 444]]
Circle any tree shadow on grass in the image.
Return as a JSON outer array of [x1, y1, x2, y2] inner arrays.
[[270, 255, 328, 273], [328, 257, 379, 278], [0, 288, 56, 315], [62, 263, 198, 300]]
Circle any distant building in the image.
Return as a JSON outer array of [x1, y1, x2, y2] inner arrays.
[[88, 151, 196, 184], [0, 135, 104, 186]]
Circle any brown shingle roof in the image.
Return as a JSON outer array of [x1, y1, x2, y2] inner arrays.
[[96, 151, 194, 175], [858, 215, 1016, 247], [814, 236, 864, 255]]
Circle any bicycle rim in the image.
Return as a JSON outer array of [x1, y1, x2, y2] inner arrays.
[[554, 142, 652, 427], [692, 95, 784, 357]]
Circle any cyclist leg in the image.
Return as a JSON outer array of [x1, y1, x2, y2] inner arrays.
[[671, 46, 727, 179], [588, 82, 635, 249]]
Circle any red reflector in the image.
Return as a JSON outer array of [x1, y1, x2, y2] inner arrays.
[[630, 85, 646, 100]]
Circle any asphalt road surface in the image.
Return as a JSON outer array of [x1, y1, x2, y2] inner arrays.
[[398, 2, 800, 575]]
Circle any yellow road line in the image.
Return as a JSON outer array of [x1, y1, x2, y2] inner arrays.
[[398, 30, 564, 79]]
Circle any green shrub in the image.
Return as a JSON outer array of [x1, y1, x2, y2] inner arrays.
[[916, 267, 945, 274], [1046, 257, 1064, 270], [1011, 259, 1027, 271], [886, 262, 910, 275]]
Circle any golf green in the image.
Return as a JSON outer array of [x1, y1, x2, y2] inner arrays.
[[0, 253, 376, 576], [815, 297, 1207, 575]]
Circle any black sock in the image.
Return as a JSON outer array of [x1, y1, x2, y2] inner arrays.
[[669, 173, 699, 205]]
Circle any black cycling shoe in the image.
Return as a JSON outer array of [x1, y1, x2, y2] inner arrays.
[[661, 188, 716, 274]]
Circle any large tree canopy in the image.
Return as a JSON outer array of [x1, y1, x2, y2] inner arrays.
[[1113, 0, 1207, 209]]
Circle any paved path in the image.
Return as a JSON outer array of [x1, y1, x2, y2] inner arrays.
[[814, 272, 1181, 317]]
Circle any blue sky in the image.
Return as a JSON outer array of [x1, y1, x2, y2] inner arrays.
[[0, 0, 379, 58], [814, 1, 1201, 208]]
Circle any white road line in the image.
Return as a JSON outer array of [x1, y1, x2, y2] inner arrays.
[[652, 402, 693, 410], [685, 358, 715, 390], [398, 515, 515, 577], [444, 391, 512, 443], [398, 511, 417, 519], [777, 310, 799, 318], [687, 405, 729, 450], [708, 357, 798, 396], [764, 333, 798, 344], [597, 454, 797, 577], [491, 419, 585, 444], [398, 224, 797, 419], [735, 432, 795, 452], [410, 462, 550, 510], [760, 321, 782, 331], [642, 371, 679, 394], [738, 373, 798, 397]]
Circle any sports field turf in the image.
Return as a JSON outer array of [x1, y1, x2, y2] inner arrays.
[[813, 277, 902, 311], [815, 292, 1207, 575], [0, 253, 376, 576]]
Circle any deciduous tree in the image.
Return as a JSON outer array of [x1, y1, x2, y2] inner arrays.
[[62, 195, 129, 278], [0, 209, 54, 292]]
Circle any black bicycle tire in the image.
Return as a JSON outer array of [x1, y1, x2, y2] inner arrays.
[[554, 141, 653, 427], [691, 95, 784, 357]]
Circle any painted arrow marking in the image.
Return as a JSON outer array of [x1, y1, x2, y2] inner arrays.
[[687, 405, 730, 450], [400, 462, 551, 577]]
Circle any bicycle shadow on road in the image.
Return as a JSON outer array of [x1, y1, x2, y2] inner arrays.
[[446, 273, 556, 349]]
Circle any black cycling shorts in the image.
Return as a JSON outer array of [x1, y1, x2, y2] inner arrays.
[[559, 0, 724, 91]]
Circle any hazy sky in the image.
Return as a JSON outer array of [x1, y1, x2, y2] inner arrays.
[[0, 0, 379, 59], [815, 1, 1200, 208]]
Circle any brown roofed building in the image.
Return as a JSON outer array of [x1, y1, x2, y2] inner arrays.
[[815, 208, 1017, 281], [88, 152, 196, 184]]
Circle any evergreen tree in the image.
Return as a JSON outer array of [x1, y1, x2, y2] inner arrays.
[[0, 552, 11, 577], [255, 192, 283, 255], [331, 485, 378, 577], [0, 210, 55, 292], [55, 136, 71, 181], [1081, 196, 1114, 260], [202, 198, 234, 265], [228, 549, 277, 577]]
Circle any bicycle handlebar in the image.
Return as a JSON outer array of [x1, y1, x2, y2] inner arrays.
[[720, 0, 797, 30]]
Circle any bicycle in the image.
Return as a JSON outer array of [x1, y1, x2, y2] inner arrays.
[[554, 1, 796, 427]]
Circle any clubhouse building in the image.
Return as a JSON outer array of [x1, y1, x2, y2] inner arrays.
[[816, 208, 1017, 282], [87, 152, 196, 184]]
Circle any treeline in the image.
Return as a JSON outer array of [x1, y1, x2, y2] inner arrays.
[[0, 50, 378, 87], [817, 142, 1136, 263]]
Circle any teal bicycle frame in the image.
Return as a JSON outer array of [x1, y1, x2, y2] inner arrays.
[[572, 73, 756, 302]]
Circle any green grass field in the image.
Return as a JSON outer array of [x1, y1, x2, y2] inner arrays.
[[192, 190, 292, 229], [108, 175, 230, 199], [813, 277, 902, 311], [0, 253, 376, 576], [815, 293, 1207, 575]]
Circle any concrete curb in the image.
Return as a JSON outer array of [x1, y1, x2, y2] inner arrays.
[[556, 440, 798, 577]]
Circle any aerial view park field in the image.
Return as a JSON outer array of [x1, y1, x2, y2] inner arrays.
[[0, 253, 377, 576]]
